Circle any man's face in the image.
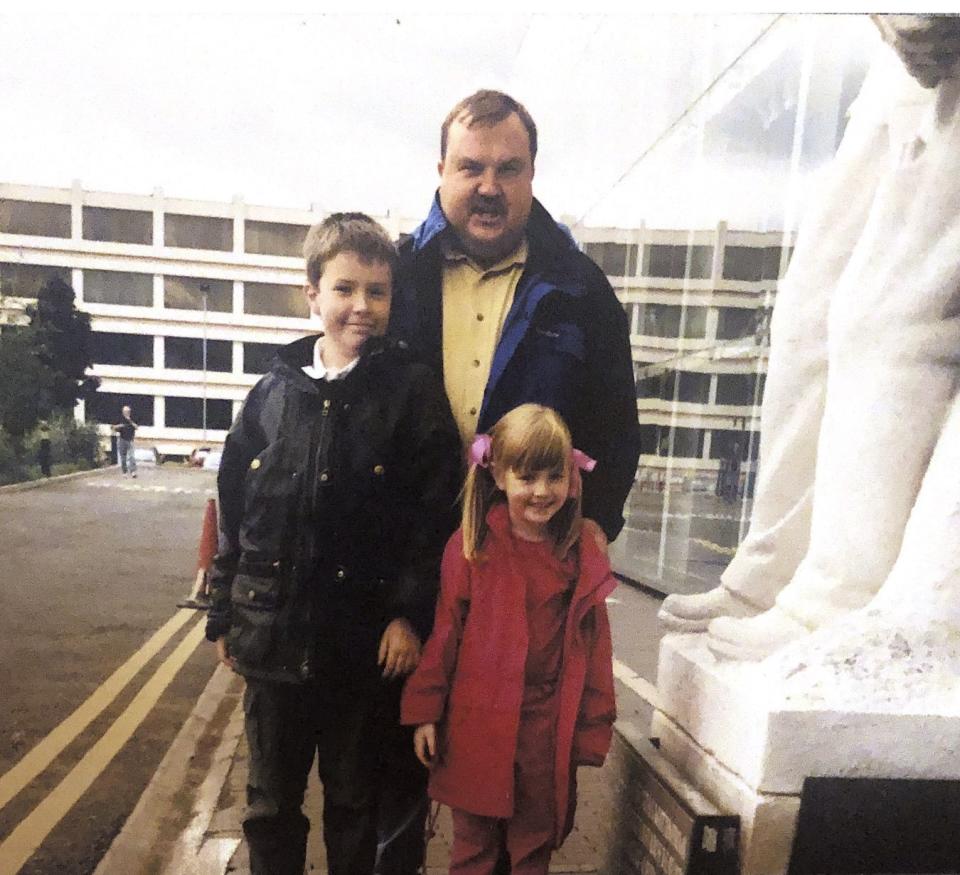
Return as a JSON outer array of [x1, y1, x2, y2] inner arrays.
[[438, 112, 534, 267], [122, 406, 131, 418]]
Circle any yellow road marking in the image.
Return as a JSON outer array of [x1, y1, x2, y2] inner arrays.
[[0, 610, 195, 813], [691, 537, 737, 557], [0, 618, 206, 875]]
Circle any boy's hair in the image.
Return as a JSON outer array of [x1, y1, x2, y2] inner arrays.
[[440, 90, 538, 164], [302, 212, 398, 287], [462, 404, 581, 562]]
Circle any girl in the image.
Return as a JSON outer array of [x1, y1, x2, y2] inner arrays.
[[401, 403, 617, 875]]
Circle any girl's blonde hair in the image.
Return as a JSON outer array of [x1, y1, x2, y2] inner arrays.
[[462, 404, 582, 561]]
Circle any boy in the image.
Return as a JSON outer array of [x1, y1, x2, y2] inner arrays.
[[206, 213, 462, 875]]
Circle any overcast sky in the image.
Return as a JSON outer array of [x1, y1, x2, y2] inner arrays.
[[1, 12, 879, 232]]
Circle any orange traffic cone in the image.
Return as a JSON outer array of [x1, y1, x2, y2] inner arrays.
[[178, 497, 217, 610]]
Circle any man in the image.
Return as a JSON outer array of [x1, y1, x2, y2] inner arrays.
[[393, 90, 641, 546], [112, 404, 137, 478]]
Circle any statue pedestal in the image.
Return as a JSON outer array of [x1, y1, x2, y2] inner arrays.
[[653, 622, 960, 874]]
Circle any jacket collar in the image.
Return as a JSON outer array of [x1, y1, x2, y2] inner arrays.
[[484, 503, 616, 611], [274, 333, 399, 390], [410, 192, 579, 266]]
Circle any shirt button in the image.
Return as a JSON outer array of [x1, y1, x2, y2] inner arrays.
[[319, 471, 329, 482], [476, 313, 485, 322], [469, 407, 477, 416], [472, 359, 481, 368]]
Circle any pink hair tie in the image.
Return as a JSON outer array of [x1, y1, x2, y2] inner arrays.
[[469, 433, 493, 468], [571, 448, 596, 472]]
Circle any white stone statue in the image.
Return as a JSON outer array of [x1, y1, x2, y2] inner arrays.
[[659, 15, 960, 661]]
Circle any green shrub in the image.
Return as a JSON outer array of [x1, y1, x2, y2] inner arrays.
[[24, 414, 102, 469], [0, 428, 29, 485]]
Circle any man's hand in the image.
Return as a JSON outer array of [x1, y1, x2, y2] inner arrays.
[[215, 636, 237, 671], [582, 518, 609, 555], [378, 618, 421, 679], [413, 723, 437, 768]]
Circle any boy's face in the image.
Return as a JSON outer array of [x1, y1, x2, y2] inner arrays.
[[304, 252, 392, 365]]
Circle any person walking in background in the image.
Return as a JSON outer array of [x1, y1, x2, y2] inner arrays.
[[402, 404, 616, 875], [37, 421, 52, 477], [112, 405, 138, 478]]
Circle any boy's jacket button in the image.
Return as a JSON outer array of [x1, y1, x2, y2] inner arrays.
[[250, 459, 261, 470], [319, 471, 329, 482], [373, 464, 385, 476], [336, 568, 346, 580]]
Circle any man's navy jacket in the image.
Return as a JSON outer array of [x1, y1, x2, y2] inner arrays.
[[392, 194, 642, 542]]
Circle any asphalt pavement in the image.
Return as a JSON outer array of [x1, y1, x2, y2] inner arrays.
[[0, 465, 698, 875]]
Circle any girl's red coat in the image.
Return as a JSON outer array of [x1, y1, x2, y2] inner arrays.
[[400, 503, 617, 845]]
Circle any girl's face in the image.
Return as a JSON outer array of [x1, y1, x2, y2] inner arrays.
[[493, 464, 570, 542]]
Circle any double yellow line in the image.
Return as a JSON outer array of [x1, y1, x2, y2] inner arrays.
[[0, 610, 206, 874]]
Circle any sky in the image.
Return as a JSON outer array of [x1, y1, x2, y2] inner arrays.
[[1, 11, 880, 232]]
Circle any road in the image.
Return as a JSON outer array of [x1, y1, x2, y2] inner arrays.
[[0, 466, 218, 875], [0, 465, 671, 875]]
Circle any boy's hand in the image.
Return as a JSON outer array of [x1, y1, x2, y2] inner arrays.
[[413, 723, 437, 768], [378, 618, 421, 678], [216, 636, 237, 671]]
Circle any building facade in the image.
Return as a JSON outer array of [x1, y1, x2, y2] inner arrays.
[[1, 182, 785, 481], [577, 222, 790, 492], [0, 181, 411, 457]]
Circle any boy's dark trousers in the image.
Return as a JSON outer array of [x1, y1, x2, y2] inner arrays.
[[242, 638, 428, 875]]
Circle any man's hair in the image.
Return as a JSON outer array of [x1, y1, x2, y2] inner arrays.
[[303, 212, 398, 287], [440, 90, 538, 164]]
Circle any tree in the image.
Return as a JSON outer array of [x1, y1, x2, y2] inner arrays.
[[0, 325, 54, 442], [27, 277, 99, 412]]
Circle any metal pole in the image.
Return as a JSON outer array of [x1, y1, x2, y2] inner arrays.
[[200, 282, 208, 440]]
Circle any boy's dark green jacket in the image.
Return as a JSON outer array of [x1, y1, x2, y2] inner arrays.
[[205, 334, 463, 684]]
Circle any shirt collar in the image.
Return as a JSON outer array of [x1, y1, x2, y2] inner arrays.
[[301, 336, 360, 381]]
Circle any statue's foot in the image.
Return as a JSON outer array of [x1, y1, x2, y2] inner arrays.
[[658, 586, 762, 633], [706, 606, 810, 661]]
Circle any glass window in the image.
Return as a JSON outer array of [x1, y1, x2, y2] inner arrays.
[[0, 263, 70, 298], [86, 392, 154, 426], [163, 276, 232, 312], [0, 199, 70, 238], [715, 373, 760, 406], [722, 245, 786, 281], [164, 337, 232, 372], [716, 307, 756, 340], [583, 241, 639, 276], [244, 220, 309, 257], [644, 244, 713, 279], [676, 372, 711, 404], [662, 427, 704, 459], [82, 207, 152, 245], [244, 282, 309, 319], [638, 424, 660, 455], [90, 332, 153, 367], [83, 270, 153, 307], [243, 341, 280, 374], [165, 396, 233, 430], [636, 303, 707, 339], [164, 213, 232, 251]]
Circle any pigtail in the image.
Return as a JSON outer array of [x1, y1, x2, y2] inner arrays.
[[461, 463, 500, 562]]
